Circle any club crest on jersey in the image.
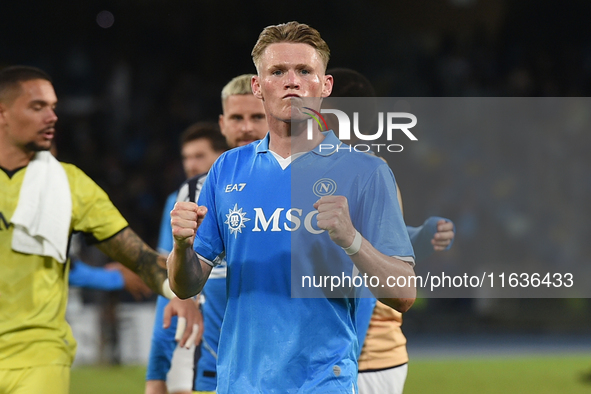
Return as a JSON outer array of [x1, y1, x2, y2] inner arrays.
[[225, 204, 250, 238], [313, 178, 337, 197]]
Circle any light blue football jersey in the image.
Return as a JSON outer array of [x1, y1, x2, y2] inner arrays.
[[194, 131, 414, 393]]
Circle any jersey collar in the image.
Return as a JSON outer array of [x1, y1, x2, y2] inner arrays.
[[255, 132, 271, 153], [255, 130, 342, 157], [311, 130, 342, 156]]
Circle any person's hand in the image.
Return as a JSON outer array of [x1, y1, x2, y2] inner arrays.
[[313, 196, 356, 248], [163, 296, 203, 348], [170, 202, 207, 249], [431, 220, 454, 251], [105, 262, 153, 301]]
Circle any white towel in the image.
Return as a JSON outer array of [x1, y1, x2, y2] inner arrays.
[[11, 151, 72, 263]]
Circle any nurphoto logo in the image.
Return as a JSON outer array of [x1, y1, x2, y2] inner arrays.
[[305, 107, 418, 153]]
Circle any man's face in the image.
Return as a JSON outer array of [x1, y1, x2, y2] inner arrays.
[[0, 79, 58, 152], [252, 42, 333, 123], [219, 94, 267, 148], [181, 138, 222, 178]]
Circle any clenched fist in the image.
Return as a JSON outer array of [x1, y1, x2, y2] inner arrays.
[[170, 201, 208, 249], [313, 196, 357, 248]]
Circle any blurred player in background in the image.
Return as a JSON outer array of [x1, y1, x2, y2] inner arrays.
[[195, 74, 268, 393], [69, 259, 152, 299], [0, 65, 200, 394], [146, 122, 228, 394], [326, 67, 455, 394], [146, 73, 267, 393]]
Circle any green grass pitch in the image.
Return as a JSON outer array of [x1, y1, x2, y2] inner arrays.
[[70, 355, 591, 394], [404, 355, 591, 394]]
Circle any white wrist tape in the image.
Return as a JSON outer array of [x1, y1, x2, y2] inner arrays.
[[342, 230, 362, 255], [162, 278, 177, 300]]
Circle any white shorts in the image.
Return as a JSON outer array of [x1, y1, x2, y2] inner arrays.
[[166, 343, 197, 393], [357, 363, 408, 394]]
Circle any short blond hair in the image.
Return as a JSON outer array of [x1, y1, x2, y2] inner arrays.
[[251, 21, 330, 72], [221, 74, 255, 110]]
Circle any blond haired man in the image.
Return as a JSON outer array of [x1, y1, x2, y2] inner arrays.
[[218, 74, 267, 148], [168, 22, 416, 393]]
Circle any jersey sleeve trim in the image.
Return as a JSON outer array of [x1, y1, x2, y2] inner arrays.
[[82, 225, 128, 245], [197, 252, 216, 267], [196, 250, 225, 267], [393, 255, 415, 267]]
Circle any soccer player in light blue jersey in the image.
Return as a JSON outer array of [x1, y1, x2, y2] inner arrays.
[[197, 73, 452, 393], [168, 22, 417, 393]]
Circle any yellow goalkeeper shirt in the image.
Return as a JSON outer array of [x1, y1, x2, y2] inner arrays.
[[0, 162, 128, 369]]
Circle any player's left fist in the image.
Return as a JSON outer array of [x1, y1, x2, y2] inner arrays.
[[313, 195, 356, 248]]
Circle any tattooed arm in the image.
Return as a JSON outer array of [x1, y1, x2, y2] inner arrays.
[[95, 227, 168, 295], [95, 227, 202, 346]]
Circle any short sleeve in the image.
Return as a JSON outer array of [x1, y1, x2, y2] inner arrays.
[[66, 164, 128, 243], [356, 163, 415, 263]]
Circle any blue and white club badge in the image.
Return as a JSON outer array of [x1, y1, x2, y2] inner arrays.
[[312, 178, 337, 197]]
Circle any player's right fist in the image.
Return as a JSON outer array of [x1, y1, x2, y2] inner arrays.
[[170, 202, 207, 249]]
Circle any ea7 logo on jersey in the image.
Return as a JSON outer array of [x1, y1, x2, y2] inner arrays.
[[225, 204, 250, 237], [312, 178, 337, 197], [225, 183, 246, 192]]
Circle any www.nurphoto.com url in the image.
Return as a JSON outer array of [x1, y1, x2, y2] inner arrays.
[[301, 272, 574, 292]]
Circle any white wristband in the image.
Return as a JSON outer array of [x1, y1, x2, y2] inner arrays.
[[342, 230, 362, 255], [161, 278, 177, 300]]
